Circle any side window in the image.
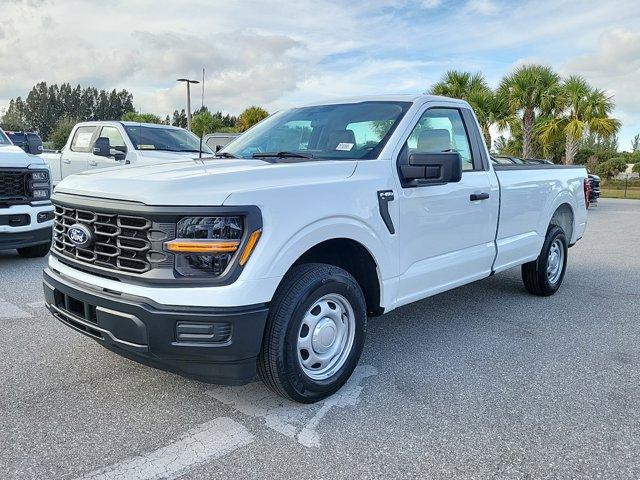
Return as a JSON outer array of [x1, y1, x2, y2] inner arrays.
[[99, 126, 127, 151], [70, 126, 96, 153], [405, 108, 474, 171]]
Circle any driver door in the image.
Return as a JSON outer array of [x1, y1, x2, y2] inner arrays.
[[395, 105, 499, 306]]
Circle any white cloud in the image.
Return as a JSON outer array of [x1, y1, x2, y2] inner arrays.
[[0, 0, 639, 149], [465, 0, 498, 15]]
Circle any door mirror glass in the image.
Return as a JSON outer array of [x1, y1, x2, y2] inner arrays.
[[93, 137, 111, 157], [400, 151, 462, 184]]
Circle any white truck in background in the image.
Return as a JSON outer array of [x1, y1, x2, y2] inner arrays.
[[0, 128, 54, 258], [42, 121, 214, 185], [43, 95, 589, 402]]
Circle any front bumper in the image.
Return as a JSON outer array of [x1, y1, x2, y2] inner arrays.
[[43, 268, 270, 385], [0, 203, 54, 251], [0, 225, 52, 251]]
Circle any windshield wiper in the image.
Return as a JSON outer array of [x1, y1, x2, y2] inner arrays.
[[215, 152, 238, 158], [252, 151, 314, 159]]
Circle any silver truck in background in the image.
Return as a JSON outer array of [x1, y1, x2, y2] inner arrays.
[[42, 121, 214, 185]]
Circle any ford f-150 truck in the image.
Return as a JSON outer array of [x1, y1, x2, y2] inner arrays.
[[42, 121, 214, 185], [43, 95, 588, 402], [1, 128, 54, 257]]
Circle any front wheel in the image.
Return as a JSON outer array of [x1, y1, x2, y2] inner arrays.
[[257, 263, 367, 403], [17, 243, 51, 258], [521, 225, 568, 296]]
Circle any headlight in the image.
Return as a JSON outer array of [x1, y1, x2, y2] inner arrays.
[[165, 216, 246, 277], [31, 171, 49, 181], [32, 189, 50, 199], [29, 170, 50, 200]]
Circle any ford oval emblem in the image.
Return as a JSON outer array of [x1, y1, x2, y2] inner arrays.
[[67, 224, 94, 249]]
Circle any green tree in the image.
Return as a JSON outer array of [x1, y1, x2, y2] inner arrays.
[[632, 162, 640, 174], [171, 109, 188, 128], [121, 111, 163, 124], [191, 110, 223, 138], [498, 65, 561, 158], [236, 106, 269, 132], [0, 105, 26, 131], [536, 76, 620, 164], [595, 157, 627, 179], [430, 70, 504, 149], [50, 117, 78, 150], [632, 134, 640, 152]]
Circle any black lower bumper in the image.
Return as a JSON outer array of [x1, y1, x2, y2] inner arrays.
[[43, 268, 269, 385], [0, 226, 52, 251]]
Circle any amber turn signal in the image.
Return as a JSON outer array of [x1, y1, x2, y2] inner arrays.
[[239, 230, 262, 266], [165, 239, 240, 253]]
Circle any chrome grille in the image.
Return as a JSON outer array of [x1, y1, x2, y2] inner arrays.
[[53, 205, 156, 273]]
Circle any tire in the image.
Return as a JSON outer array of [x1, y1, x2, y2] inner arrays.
[[521, 225, 568, 296], [17, 243, 51, 258], [257, 263, 367, 403]]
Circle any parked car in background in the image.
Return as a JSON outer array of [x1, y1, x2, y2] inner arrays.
[[0, 128, 53, 257], [4, 131, 44, 155], [586, 174, 601, 206], [203, 132, 239, 152], [43, 94, 588, 402], [42, 121, 214, 185]]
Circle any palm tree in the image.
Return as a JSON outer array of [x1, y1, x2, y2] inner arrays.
[[537, 76, 620, 164], [498, 65, 560, 158], [430, 70, 499, 149]]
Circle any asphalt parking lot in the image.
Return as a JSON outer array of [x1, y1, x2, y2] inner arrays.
[[1, 198, 639, 479]]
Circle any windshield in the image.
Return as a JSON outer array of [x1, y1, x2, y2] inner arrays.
[[222, 101, 411, 160], [0, 130, 11, 145], [123, 125, 213, 154]]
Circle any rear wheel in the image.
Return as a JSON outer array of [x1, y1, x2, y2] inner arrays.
[[521, 225, 568, 296], [257, 263, 367, 403], [17, 243, 50, 258]]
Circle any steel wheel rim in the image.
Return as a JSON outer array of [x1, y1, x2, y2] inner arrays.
[[547, 238, 564, 284], [296, 293, 356, 381]]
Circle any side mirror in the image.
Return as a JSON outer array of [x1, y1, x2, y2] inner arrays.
[[400, 152, 462, 185], [93, 137, 111, 157], [26, 135, 43, 155]]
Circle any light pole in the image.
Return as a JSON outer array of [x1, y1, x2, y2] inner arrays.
[[176, 78, 200, 131]]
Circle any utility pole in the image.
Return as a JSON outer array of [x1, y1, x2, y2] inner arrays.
[[176, 78, 200, 131]]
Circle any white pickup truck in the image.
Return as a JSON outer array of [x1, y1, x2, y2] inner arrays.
[[43, 95, 588, 402], [42, 121, 214, 185], [1, 128, 54, 257]]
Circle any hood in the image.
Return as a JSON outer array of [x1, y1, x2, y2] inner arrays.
[[136, 149, 209, 163], [54, 158, 357, 206], [0, 144, 46, 168]]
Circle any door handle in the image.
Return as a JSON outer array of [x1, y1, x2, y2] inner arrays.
[[470, 192, 490, 201], [62, 159, 71, 164], [89, 161, 98, 166]]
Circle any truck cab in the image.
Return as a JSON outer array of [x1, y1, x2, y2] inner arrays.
[[43, 121, 214, 185], [1, 128, 54, 257]]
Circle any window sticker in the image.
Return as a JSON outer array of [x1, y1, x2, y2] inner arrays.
[[336, 142, 354, 151], [74, 132, 93, 149], [138, 145, 156, 150]]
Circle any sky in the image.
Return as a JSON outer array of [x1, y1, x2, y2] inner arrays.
[[1, 0, 639, 149]]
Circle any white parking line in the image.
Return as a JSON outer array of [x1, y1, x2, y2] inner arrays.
[[0, 299, 32, 320], [205, 365, 378, 447], [77, 417, 253, 480]]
